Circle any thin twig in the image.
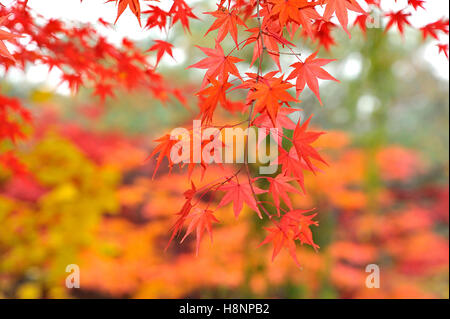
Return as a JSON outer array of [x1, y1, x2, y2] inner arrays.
[[242, 0, 272, 220]]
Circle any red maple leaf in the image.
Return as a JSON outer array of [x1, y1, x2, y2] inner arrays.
[[165, 182, 197, 250], [148, 40, 175, 66], [292, 115, 328, 172], [180, 208, 219, 255], [353, 14, 369, 36], [259, 208, 319, 266], [266, 174, 302, 216], [188, 44, 243, 87], [276, 147, 316, 193], [259, 224, 300, 265], [204, 5, 247, 46], [169, 0, 198, 32], [437, 43, 449, 59], [295, 6, 321, 40], [307, 20, 337, 52], [0, 15, 21, 62], [323, 0, 366, 37], [143, 5, 168, 31], [284, 209, 319, 250], [147, 134, 178, 179], [385, 9, 412, 35], [93, 83, 115, 102], [61, 73, 83, 94], [108, 0, 142, 26], [218, 180, 266, 218], [287, 51, 339, 104], [420, 19, 449, 40], [407, 0, 425, 10]]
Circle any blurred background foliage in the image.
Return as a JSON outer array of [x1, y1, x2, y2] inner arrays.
[[0, 2, 448, 299]]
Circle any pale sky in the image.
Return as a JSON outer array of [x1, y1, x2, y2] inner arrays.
[[2, 0, 449, 94]]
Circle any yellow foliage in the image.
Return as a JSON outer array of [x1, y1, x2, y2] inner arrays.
[[0, 134, 120, 298]]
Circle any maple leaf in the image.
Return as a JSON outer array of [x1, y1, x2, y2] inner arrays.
[[276, 147, 316, 193], [180, 208, 219, 255], [108, 0, 142, 26], [258, 208, 318, 266], [148, 40, 175, 66], [253, 107, 298, 146], [166, 182, 197, 250], [385, 10, 411, 35], [0, 15, 21, 62], [323, 0, 366, 37], [188, 44, 243, 87], [61, 73, 83, 94], [292, 115, 327, 172], [218, 180, 266, 218], [306, 20, 337, 52], [169, 0, 198, 32], [437, 43, 449, 59], [295, 6, 321, 40], [147, 134, 178, 179], [93, 83, 115, 102], [420, 19, 449, 40], [284, 209, 319, 250], [407, 0, 425, 10], [248, 73, 298, 125], [353, 14, 369, 36], [197, 79, 233, 124], [204, 6, 247, 47], [259, 224, 300, 265], [287, 51, 339, 104], [266, 174, 302, 216], [143, 5, 168, 30], [268, 0, 318, 27], [166, 200, 193, 250]]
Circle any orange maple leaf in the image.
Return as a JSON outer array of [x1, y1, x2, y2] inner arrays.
[[269, 0, 318, 27], [248, 72, 298, 125], [197, 79, 233, 124]]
